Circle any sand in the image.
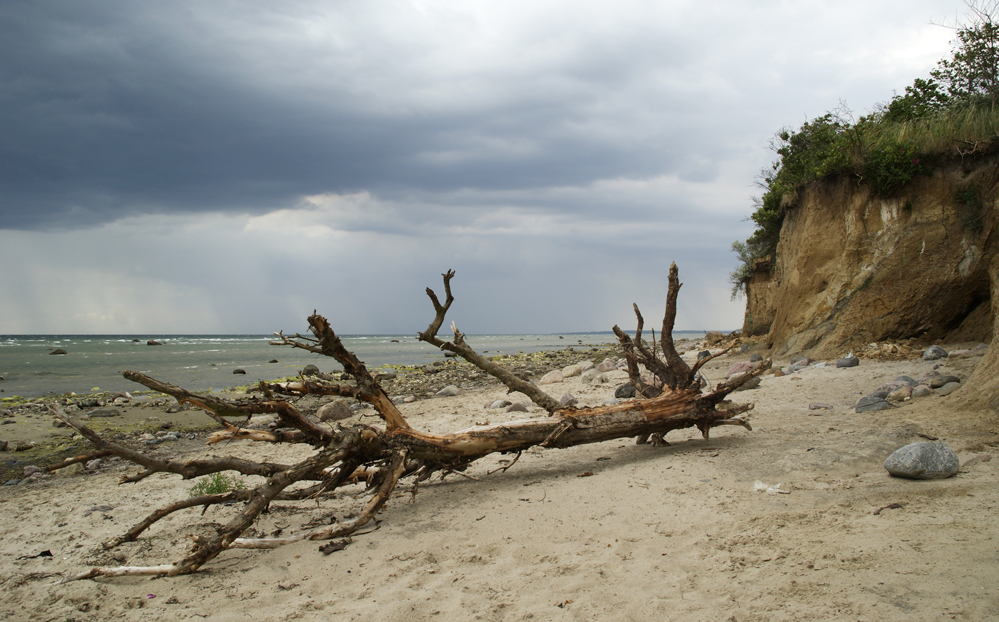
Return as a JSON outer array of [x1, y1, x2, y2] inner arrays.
[[2, 350, 998, 621]]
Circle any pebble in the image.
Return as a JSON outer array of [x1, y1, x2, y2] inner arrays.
[[436, 385, 460, 397], [836, 353, 860, 368], [936, 382, 961, 396], [922, 345, 948, 361], [884, 442, 959, 479], [856, 396, 891, 413]]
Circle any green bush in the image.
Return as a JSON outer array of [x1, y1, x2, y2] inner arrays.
[[864, 141, 925, 196], [188, 472, 246, 497]]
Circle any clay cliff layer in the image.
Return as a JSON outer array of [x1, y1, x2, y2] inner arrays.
[[744, 157, 998, 359]]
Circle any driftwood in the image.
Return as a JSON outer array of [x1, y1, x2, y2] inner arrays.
[[50, 264, 770, 582]]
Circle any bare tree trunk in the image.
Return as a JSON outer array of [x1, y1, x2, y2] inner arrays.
[[50, 265, 769, 582]]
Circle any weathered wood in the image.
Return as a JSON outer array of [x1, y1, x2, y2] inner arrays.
[[50, 264, 769, 582]]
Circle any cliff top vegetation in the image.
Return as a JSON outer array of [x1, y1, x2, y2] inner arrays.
[[731, 0, 999, 297]]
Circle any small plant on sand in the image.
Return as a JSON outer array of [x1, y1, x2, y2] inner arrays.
[[188, 472, 246, 498]]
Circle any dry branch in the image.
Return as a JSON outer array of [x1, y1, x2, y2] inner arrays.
[[48, 265, 769, 583]]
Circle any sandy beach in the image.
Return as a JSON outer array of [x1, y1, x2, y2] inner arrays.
[[2, 345, 998, 621]]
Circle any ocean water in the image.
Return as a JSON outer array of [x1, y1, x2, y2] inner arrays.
[[0, 331, 708, 399]]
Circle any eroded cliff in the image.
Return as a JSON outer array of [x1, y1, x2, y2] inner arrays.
[[744, 156, 998, 359]]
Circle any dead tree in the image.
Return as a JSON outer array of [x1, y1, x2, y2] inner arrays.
[[52, 264, 770, 582]]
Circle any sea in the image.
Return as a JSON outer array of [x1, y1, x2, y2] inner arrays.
[[0, 332, 710, 399]]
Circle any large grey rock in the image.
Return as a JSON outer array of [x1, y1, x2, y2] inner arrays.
[[577, 360, 595, 372], [301, 364, 321, 376], [750, 353, 763, 362], [895, 375, 917, 386], [836, 353, 859, 368], [559, 393, 578, 407], [488, 400, 511, 410], [562, 364, 582, 378], [595, 360, 617, 373], [887, 385, 912, 402], [696, 350, 711, 361], [436, 385, 460, 397], [922, 345, 948, 361], [911, 385, 933, 398], [884, 442, 959, 479], [856, 396, 891, 413]]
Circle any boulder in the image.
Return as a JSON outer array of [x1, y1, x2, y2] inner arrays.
[[884, 442, 959, 479], [922, 345, 948, 361], [583, 372, 608, 385], [750, 353, 763, 362], [562, 364, 582, 378], [580, 369, 601, 383], [595, 360, 617, 373], [88, 407, 122, 418], [147, 340, 163, 346], [301, 364, 321, 376], [50, 348, 68, 355], [269, 359, 279, 363], [233, 369, 246, 375], [538, 370, 564, 385], [836, 353, 859, 368], [559, 393, 578, 407], [696, 350, 711, 360], [578, 360, 595, 372], [505, 402, 529, 413], [316, 401, 353, 422], [488, 400, 511, 409], [790, 356, 811, 366], [911, 385, 933, 398], [894, 375, 917, 386], [436, 385, 460, 397], [602, 398, 622, 406]]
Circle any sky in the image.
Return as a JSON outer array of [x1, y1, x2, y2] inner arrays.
[[0, 0, 969, 335]]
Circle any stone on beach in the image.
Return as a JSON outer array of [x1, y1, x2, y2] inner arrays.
[[559, 393, 578, 407], [562, 364, 582, 378], [856, 395, 891, 413], [614, 384, 636, 399], [301, 365, 321, 376], [922, 345, 948, 360], [884, 442, 959, 479], [727, 362, 755, 377], [836, 353, 859, 368], [928, 375, 961, 389], [936, 382, 961, 396], [436, 385, 460, 397], [911, 385, 933, 398], [538, 370, 564, 385], [595, 359, 618, 373], [49, 349, 67, 355], [316, 401, 353, 422]]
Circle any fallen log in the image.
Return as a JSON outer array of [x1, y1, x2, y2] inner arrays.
[[49, 264, 769, 582]]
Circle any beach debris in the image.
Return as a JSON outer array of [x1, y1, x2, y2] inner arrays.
[[16, 550, 53, 560], [318, 538, 352, 555], [47, 264, 769, 582], [754, 480, 790, 495], [885, 442, 960, 479], [836, 353, 859, 368], [873, 502, 904, 515]]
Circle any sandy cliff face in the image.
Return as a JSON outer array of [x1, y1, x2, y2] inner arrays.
[[744, 157, 998, 359]]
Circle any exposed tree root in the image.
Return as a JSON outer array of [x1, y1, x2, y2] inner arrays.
[[48, 264, 769, 583]]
